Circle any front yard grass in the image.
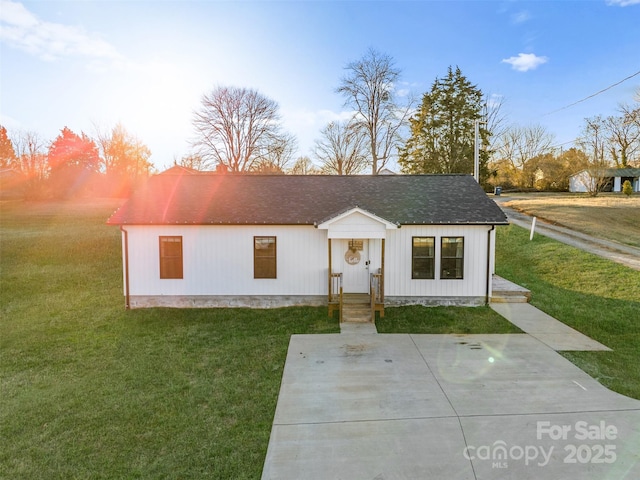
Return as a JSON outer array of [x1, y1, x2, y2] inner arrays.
[[376, 305, 522, 333], [0, 200, 337, 479], [496, 224, 640, 400], [1, 200, 639, 478]]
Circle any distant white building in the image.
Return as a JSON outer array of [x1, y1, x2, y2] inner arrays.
[[569, 168, 640, 193]]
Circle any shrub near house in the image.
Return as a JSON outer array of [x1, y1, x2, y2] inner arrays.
[[623, 180, 633, 196]]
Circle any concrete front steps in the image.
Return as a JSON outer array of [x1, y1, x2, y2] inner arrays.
[[491, 275, 531, 303], [341, 294, 373, 323]]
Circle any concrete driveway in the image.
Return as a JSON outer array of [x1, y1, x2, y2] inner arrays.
[[262, 334, 640, 479]]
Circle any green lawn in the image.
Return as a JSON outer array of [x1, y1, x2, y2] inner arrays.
[[496, 224, 640, 400], [0, 200, 338, 479], [1, 200, 639, 478], [376, 305, 522, 334]]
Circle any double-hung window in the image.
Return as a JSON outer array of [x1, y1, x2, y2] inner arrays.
[[412, 237, 435, 279], [254, 236, 277, 278], [441, 237, 464, 279], [159, 236, 183, 279]]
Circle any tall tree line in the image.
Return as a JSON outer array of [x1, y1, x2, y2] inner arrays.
[[0, 123, 153, 198]]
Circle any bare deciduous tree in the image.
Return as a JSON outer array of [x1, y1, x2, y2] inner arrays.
[[192, 86, 295, 173], [253, 132, 297, 174], [314, 120, 368, 175], [621, 101, 640, 131], [337, 48, 414, 174], [289, 156, 319, 175], [578, 116, 611, 196], [174, 153, 208, 171], [484, 93, 508, 155], [93, 122, 116, 173], [606, 102, 640, 168], [11, 130, 48, 181], [93, 122, 153, 178], [493, 124, 555, 187]]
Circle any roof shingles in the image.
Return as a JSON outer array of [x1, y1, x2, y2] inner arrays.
[[106, 174, 508, 226]]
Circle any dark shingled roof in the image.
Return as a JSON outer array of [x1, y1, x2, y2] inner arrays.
[[106, 173, 508, 226], [603, 168, 640, 177]]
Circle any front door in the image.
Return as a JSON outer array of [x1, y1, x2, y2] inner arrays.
[[341, 239, 369, 293]]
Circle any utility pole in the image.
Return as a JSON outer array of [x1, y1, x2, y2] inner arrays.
[[473, 119, 486, 183], [473, 118, 487, 183]]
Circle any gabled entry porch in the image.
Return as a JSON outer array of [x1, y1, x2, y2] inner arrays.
[[317, 207, 398, 322]]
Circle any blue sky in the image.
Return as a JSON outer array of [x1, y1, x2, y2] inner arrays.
[[1, 0, 639, 171]]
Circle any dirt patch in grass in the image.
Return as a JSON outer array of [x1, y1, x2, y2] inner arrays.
[[502, 193, 640, 247]]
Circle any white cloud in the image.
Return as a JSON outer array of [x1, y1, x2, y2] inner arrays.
[[606, 0, 640, 6], [511, 10, 531, 24], [486, 93, 505, 109], [395, 80, 420, 98], [284, 108, 354, 128], [501, 53, 548, 72], [0, 0, 122, 63], [0, 112, 22, 129]]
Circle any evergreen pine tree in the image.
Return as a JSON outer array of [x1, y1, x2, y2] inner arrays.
[[399, 66, 490, 181], [0, 126, 17, 168]]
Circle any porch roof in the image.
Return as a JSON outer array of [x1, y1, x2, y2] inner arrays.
[[316, 207, 399, 239], [107, 173, 508, 226]]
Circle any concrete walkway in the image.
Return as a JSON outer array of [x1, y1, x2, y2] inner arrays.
[[262, 334, 640, 479], [490, 302, 611, 351], [340, 321, 378, 334]]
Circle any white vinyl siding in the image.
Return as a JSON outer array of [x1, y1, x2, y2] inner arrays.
[[385, 225, 491, 298], [122, 223, 495, 300], [125, 225, 328, 296]]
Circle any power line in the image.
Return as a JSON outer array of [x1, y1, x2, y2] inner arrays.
[[544, 69, 640, 116], [547, 139, 580, 150], [528, 139, 582, 156]]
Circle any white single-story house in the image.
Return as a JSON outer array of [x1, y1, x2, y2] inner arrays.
[[569, 168, 640, 193], [107, 172, 508, 313]]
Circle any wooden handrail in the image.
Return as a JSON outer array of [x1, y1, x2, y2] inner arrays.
[[329, 272, 342, 302], [328, 272, 343, 319], [370, 272, 384, 320], [370, 272, 383, 303], [370, 283, 375, 320]]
